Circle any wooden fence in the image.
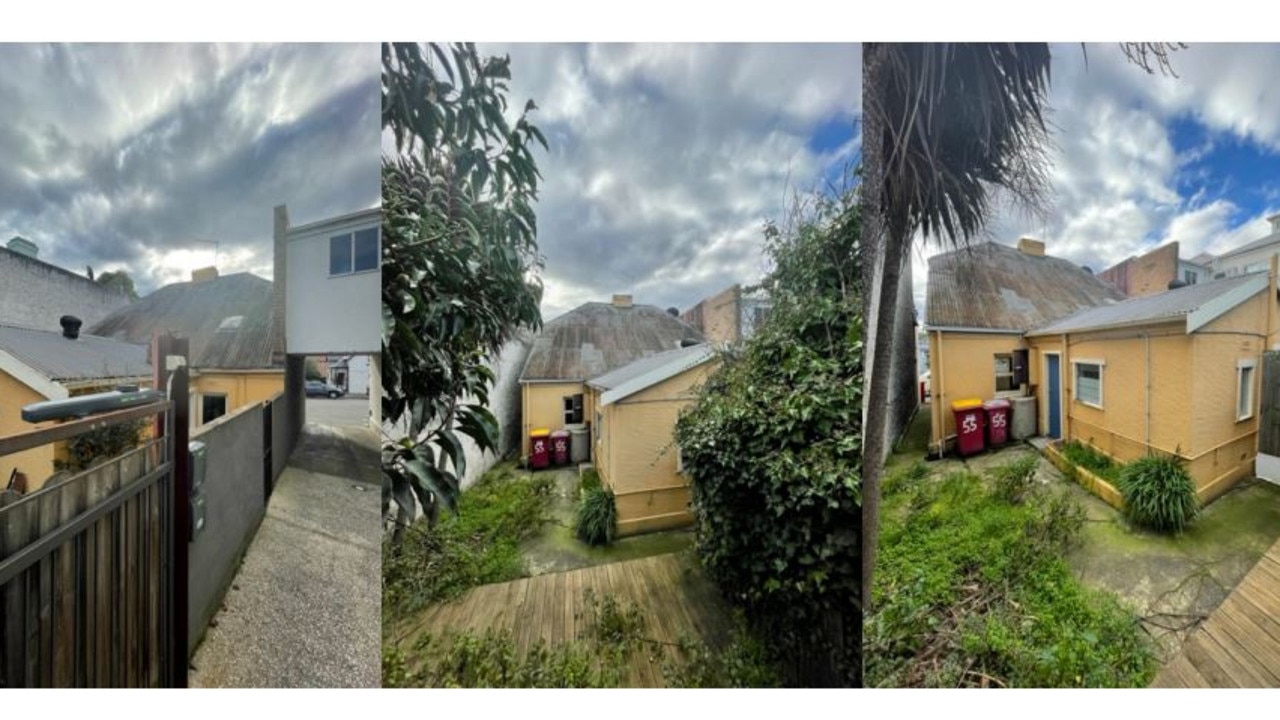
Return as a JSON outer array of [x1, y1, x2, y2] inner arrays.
[[0, 402, 178, 688]]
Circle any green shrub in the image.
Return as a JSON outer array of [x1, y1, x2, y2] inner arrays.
[[55, 419, 146, 472], [884, 460, 929, 499], [579, 467, 602, 493], [575, 486, 617, 546], [1116, 454, 1198, 533], [991, 455, 1038, 504], [382, 466, 552, 622], [1059, 440, 1120, 483]]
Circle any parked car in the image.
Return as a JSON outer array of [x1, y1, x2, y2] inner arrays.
[[305, 380, 345, 399]]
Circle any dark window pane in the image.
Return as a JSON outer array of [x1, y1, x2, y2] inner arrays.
[[203, 394, 227, 424], [353, 227, 379, 272], [330, 234, 352, 275]]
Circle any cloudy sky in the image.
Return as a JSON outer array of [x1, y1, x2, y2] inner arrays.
[[0, 44, 379, 294], [470, 43, 862, 320], [911, 42, 1280, 314]]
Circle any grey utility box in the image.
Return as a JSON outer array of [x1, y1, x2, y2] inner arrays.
[[1011, 396, 1037, 441]]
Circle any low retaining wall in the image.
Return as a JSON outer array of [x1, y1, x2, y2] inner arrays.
[[1042, 439, 1252, 512]]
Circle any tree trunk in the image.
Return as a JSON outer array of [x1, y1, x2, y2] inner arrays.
[[859, 42, 910, 617]]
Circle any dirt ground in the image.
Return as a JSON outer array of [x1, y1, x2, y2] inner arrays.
[[886, 406, 1280, 661]]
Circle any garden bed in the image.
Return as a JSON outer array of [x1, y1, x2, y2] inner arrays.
[[1043, 440, 1124, 510]]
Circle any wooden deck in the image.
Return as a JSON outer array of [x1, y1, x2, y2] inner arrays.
[[1153, 536, 1280, 687], [389, 552, 732, 687]]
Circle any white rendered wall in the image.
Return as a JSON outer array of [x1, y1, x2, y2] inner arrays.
[[285, 209, 381, 354]]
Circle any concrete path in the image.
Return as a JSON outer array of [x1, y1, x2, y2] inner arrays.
[[305, 396, 372, 428], [189, 424, 381, 688]]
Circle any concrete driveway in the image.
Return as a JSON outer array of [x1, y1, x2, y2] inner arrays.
[[189, 423, 380, 688], [306, 395, 372, 428]]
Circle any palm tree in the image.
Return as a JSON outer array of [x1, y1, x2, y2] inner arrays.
[[860, 42, 1183, 612]]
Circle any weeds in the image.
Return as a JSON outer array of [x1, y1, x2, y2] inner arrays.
[[866, 468, 1154, 687], [384, 591, 781, 688], [382, 465, 553, 623]]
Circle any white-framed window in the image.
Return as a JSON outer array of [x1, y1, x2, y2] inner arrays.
[[329, 226, 380, 276], [994, 353, 1016, 393], [1072, 359, 1104, 409], [594, 410, 602, 440], [1238, 359, 1257, 421]]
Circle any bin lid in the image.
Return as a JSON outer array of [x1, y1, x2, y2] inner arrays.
[[551, 429, 570, 438], [531, 428, 551, 437], [982, 398, 1011, 410], [1011, 395, 1036, 405], [951, 398, 983, 411]]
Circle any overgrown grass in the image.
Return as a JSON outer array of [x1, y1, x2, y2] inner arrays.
[[384, 591, 781, 688], [866, 468, 1155, 688], [1059, 440, 1121, 484], [382, 464, 553, 624]]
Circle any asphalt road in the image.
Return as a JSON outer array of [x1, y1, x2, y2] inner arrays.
[[305, 395, 372, 428]]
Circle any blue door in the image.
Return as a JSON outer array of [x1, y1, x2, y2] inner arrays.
[[1047, 354, 1062, 438]]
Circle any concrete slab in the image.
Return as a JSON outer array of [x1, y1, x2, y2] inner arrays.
[[517, 467, 694, 576], [305, 396, 372, 429], [189, 426, 381, 688]]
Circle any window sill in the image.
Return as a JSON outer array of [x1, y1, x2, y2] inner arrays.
[[1075, 400, 1104, 411], [1237, 414, 1255, 423], [328, 267, 380, 279]]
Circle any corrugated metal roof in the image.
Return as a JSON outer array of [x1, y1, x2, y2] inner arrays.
[[519, 302, 704, 382], [926, 242, 1125, 330], [0, 323, 150, 382], [1028, 272, 1267, 336], [89, 272, 278, 370], [587, 342, 715, 405]]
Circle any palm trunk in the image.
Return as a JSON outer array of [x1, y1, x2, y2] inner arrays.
[[859, 41, 908, 617]]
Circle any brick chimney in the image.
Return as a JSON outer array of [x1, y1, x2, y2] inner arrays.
[[612, 294, 633, 308], [191, 266, 219, 283], [1017, 237, 1045, 256]]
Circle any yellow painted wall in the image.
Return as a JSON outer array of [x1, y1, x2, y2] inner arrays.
[[0, 371, 57, 491], [192, 371, 284, 427], [1057, 324, 1192, 464], [928, 331, 1027, 451], [594, 360, 717, 536], [520, 381, 593, 458], [1026, 291, 1277, 499], [1, 373, 157, 492]]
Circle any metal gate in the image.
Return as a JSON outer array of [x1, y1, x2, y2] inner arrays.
[[0, 336, 189, 688], [1257, 351, 1280, 484]]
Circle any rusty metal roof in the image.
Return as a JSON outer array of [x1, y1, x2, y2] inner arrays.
[[926, 242, 1124, 331], [0, 323, 150, 382], [89, 273, 279, 370], [519, 302, 704, 382]]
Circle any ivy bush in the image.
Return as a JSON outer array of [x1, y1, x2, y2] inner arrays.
[[1116, 454, 1199, 533], [674, 187, 861, 687], [575, 486, 616, 546]]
